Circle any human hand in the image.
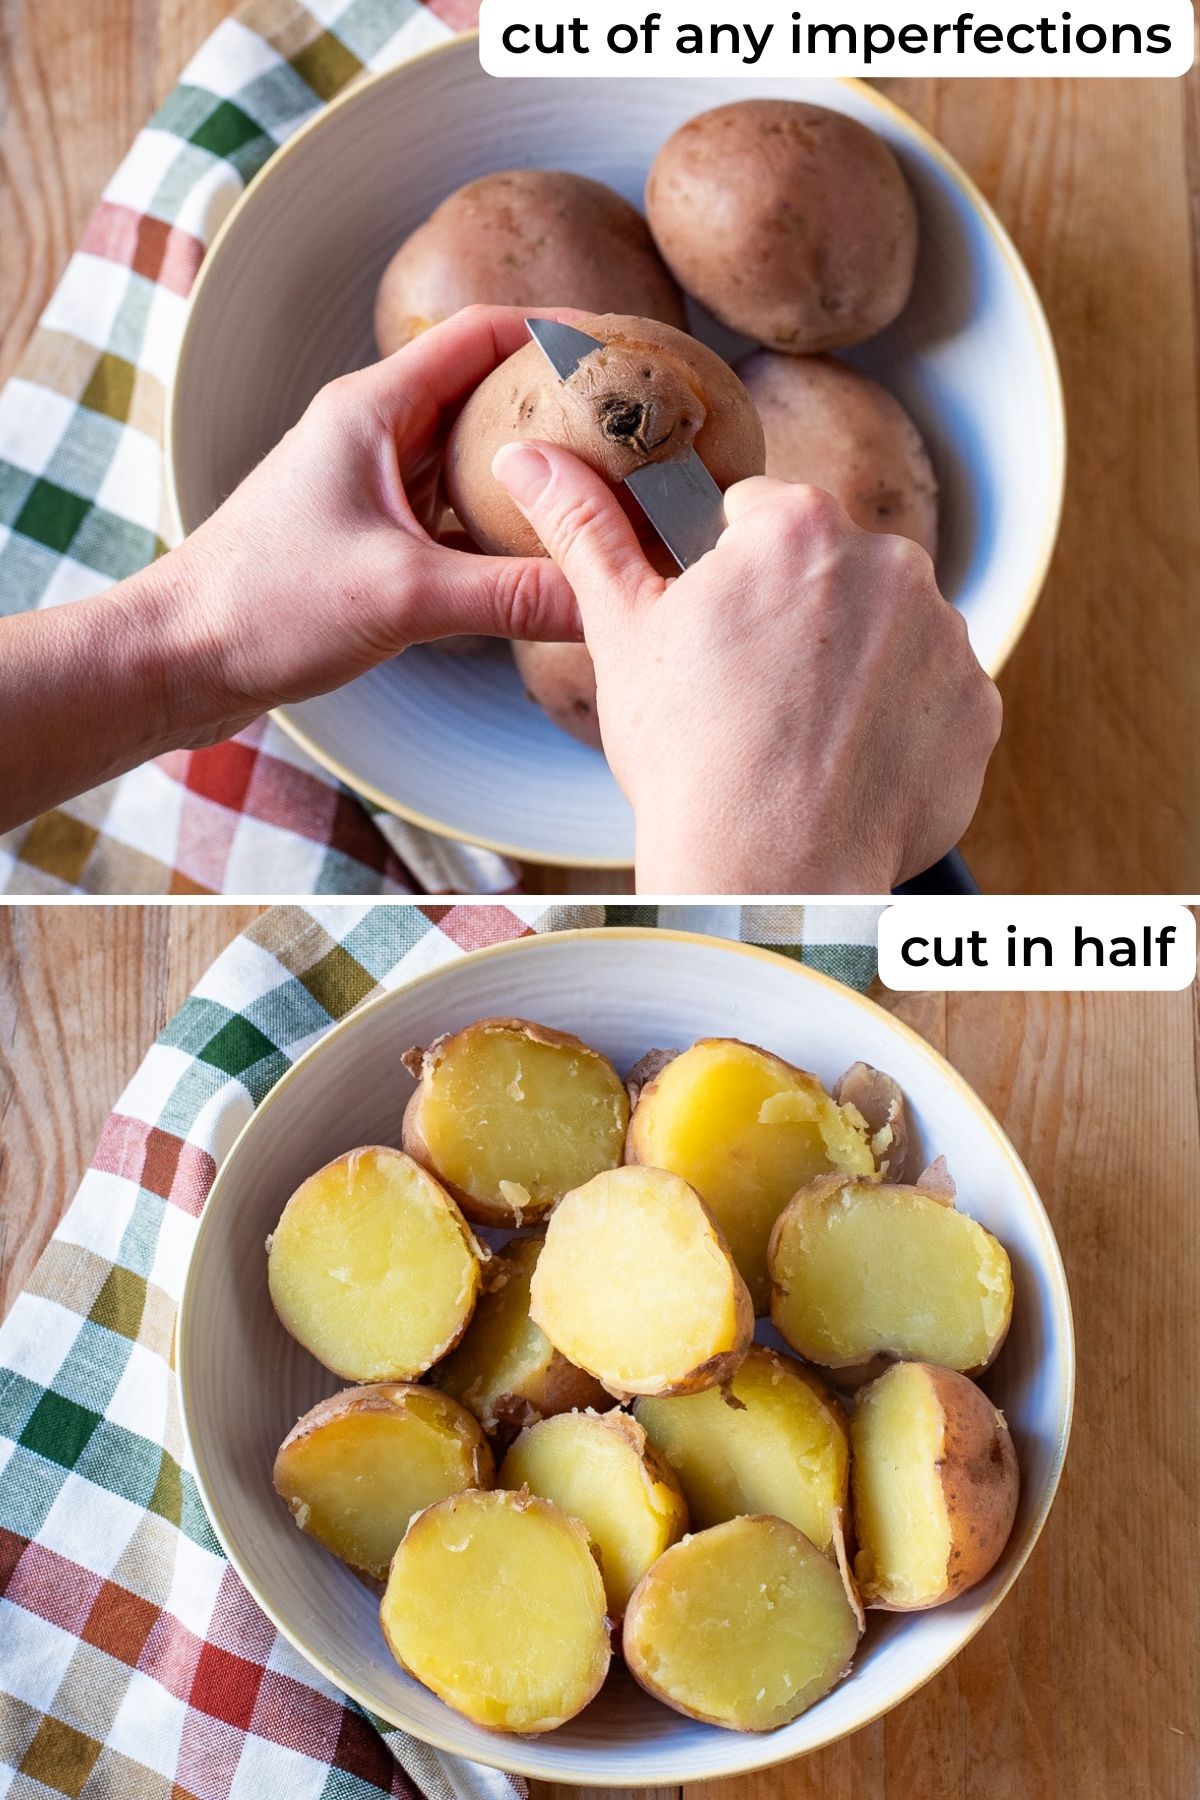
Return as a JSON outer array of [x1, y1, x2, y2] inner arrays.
[[492, 448, 1002, 893], [170, 305, 580, 742]]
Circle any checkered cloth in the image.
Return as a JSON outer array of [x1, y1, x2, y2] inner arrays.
[[0, 0, 529, 897], [0, 903, 881, 1800]]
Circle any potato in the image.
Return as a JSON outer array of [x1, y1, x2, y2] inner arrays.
[[646, 100, 918, 354], [832, 1060, 912, 1181], [267, 1147, 481, 1382], [499, 1411, 687, 1617], [272, 1385, 492, 1579], [445, 311, 765, 558], [737, 352, 939, 560], [634, 1346, 848, 1557], [380, 1487, 611, 1731], [373, 170, 685, 355], [768, 1175, 1014, 1382], [434, 1233, 611, 1437], [402, 1017, 629, 1227], [623, 1515, 860, 1730], [850, 1361, 1019, 1609], [625, 1038, 876, 1313], [529, 1165, 753, 1398], [512, 640, 602, 750]]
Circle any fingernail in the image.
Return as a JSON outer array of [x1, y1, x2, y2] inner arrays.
[[492, 442, 550, 505]]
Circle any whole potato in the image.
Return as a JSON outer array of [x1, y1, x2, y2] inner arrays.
[[738, 352, 939, 559], [512, 641, 601, 750], [646, 100, 919, 354], [445, 311, 765, 558], [374, 170, 686, 354]]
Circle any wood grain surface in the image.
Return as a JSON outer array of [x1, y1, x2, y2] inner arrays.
[[0, 904, 1197, 1799], [1, 1, 1198, 891]]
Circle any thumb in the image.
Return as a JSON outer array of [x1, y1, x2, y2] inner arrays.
[[492, 441, 659, 607]]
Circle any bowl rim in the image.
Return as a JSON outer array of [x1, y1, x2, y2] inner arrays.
[[163, 35, 1067, 869], [175, 925, 1076, 1785]]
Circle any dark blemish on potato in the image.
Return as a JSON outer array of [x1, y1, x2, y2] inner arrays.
[[597, 396, 672, 453]]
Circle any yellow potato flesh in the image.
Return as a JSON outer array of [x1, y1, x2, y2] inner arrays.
[[416, 1024, 628, 1212], [850, 1362, 950, 1605], [771, 1183, 1012, 1372], [435, 1235, 606, 1432], [274, 1391, 489, 1580], [499, 1414, 686, 1616], [635, 1348, 847, 1552], [381, 1490, 610, 1732], [530, 1167, 750, 1394], [267, 1149, 479, 1381], [624, 1515, 858, 1730], [628, 1041, 874, 1311]]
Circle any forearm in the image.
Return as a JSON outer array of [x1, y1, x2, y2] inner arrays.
[[0, 549, 229, 835]]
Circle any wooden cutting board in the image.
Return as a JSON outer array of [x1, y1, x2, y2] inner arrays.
[[1, 905, 1196, 1799]]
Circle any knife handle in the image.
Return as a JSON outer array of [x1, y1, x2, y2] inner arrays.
[[894, 850, 978, 896]]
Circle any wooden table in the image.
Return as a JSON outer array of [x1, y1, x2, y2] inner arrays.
[[1, 1, 1198, 891], [2, 903, 1197, 1799]]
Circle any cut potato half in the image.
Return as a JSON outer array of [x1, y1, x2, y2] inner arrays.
[[380, 1488, 611, 1732], [623, 1515, 860, 1730], [768, 1176, 1013, 1380], [850, 1361, 1020, 1609], [529, 1165, 754, 1398], [434, 1233, 611, 1437], [634, 1346, 848, 1555], [267, 1147, 481, 1381], [626, 1038, 875, 1311], [499, 1410, 687, 1617], [273, 1385, 492, 1579], [402, 1017, 629, 1226]]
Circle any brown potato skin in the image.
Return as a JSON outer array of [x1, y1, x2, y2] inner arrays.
[[852, 1363, 1020, 1610], [512, 641, 602, 750], [646, 100, 918, 353], [401, 1016, 627, 1227], [832, 1061, 913, 1182], [737, 352, 939, 560], [374, 170, 686, 354], [767, 1174, 1013, 1389], [445, 311, 765, 558]]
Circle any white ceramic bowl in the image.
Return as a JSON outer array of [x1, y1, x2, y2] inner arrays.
[[166, 37, 1065, 869], [177, 928, 1074, 1786]]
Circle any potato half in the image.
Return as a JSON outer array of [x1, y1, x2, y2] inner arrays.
[[380, 1487, 611, 1732], [445, 311, 765, 558], [625, 1039, 876, 1313], [499, 1411, 687, 1617], [634, 1346, 848, 1557], [273, 1385, 492, 1579], [434, 1233, 611, 1438], [646, 100, 918, 353], [623, 1515, 860, 1731], [267, 1147, 482, 1382], [529, 1165, 754, 1399], [402, 1017, 629, 1226], [373, 169, 685, 354], [850, 1361, 1020, 1610], [768, 1176, 1014, 1381], [737, 352, 939, 560]]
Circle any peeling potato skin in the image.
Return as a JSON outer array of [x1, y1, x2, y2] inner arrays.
[[401, 1016, 628, 1228], [373, 169, 686, 355], [646, 100, 919, 354], [852, 1363, 1020, 1611], [833, 1061, 913, 1182], [512, 640, 602, 750], [445, 311, 765, 558], [624, 1047, 680, 1110]]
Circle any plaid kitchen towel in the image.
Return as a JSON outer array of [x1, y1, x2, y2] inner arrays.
[[0, 903, 882, 1800], [0, 0, 526, 898]]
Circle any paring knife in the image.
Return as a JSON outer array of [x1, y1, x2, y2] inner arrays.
[[523, 317, 977, 898]]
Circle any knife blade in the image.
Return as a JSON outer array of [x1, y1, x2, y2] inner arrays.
[[524, 317, 727, 570]]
